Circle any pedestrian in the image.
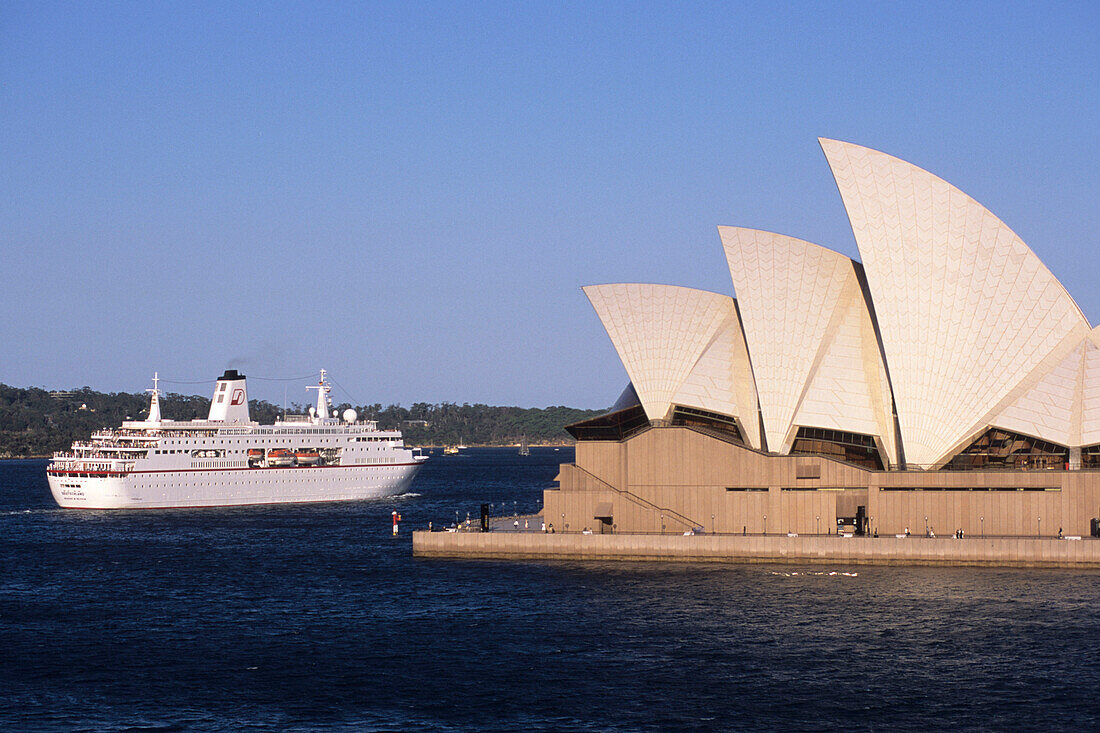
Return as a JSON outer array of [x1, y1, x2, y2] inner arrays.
[[513, 518, 519, 531], [524, 518, 529, 530], [541, 520, 546, 532]]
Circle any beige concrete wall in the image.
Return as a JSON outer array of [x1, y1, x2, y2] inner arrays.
[[869, 486, 1067, 538], [547, 427, 1100, 539], [413, 530, 1100, 568], [575, 441, 623, 490]]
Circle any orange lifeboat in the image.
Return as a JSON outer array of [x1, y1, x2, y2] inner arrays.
[[267, 448, 294, 467], [294, 449, 320, 466]]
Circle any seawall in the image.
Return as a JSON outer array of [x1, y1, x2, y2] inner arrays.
[[412, 531, 1100, 569]]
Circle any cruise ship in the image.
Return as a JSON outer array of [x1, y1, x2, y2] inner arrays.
[[46, 369, 428, 509]]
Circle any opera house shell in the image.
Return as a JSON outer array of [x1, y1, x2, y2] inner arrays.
[[548, 139, 1100, 539]]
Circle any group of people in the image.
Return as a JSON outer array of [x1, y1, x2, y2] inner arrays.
[[504, 517, 594, 534], [509, 517, 558, 533]]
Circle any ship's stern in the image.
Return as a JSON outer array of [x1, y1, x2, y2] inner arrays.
[[47, 472, 132, 509]]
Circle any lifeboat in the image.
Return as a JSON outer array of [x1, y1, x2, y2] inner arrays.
[[294, 449, 320, 466], [247, 448, 264, 461], [267, 448, 294, 467]]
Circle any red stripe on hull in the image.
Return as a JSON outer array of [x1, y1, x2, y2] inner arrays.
[[48, 461, 423, 477], [59, 495, 413, 511]]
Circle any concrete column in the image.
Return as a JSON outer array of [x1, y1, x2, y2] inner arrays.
[[1070, 446, 1082, 471]]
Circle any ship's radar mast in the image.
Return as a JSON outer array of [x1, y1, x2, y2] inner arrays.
[[306, 369, 334, 421], [145, 372, 162, 423]]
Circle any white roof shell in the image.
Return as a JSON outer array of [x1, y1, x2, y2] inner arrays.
[[821, 138, 1090, 466], [985, 325, 1100, 449], [581, 139, 1100, 467], [721, 228, 896, 461], [583, 283, 762, 448]]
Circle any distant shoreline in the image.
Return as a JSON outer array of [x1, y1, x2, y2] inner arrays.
[[0, 382, 600, 458]]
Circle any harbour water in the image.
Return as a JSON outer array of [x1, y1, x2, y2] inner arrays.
[[2, 449, 1099, 731]]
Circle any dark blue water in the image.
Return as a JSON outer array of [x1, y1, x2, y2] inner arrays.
[[3, 448, 1100, 731]]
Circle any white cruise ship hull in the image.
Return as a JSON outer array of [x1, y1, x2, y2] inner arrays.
[[47, 462, 423, 510]]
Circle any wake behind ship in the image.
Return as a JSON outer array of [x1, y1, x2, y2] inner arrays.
[[46, 369, 428, 509]]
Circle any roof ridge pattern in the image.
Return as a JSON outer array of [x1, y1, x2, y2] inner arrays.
[[820, 138, 1088, 466]]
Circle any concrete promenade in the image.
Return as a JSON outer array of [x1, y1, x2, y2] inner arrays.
[[412, 530, 1100, 568]]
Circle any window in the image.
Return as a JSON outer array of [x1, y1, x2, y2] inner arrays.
[[880, 486, 1059, 492], [669, 405, 744, 443], [790, 427, 884, 470], [566, 404, 649, 441], [1081, 444, 1100, 469], [944, 428, 1068, 471]]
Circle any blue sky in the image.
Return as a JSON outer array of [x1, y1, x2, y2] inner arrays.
[[2, 1, 1097, 408]]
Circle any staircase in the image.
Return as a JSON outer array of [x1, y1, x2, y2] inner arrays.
[[570, 464, 701, 531]]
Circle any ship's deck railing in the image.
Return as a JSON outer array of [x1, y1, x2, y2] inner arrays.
[[58, 445, 148, 458], [72, 441, 150, 451], [50, 459, 137, 473]]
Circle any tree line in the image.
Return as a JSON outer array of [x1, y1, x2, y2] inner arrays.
[[0, 383, 604, 457]]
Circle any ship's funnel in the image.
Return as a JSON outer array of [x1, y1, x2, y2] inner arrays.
[[208, 369, 250, 423]]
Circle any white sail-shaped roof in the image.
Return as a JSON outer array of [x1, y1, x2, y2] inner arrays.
[[982, 323, 1100, 450], [583, 284, 747, 427], [986, 331, 1088, 448], [821, 138, 1090, 467], [1080, 327, 1100, 447], [793, 266, 897, 464], [720, 228, 895, 459], [670, 305, 762, 449]]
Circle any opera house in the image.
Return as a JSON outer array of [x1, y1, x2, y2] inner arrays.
[[548, 139, 1100, 539]]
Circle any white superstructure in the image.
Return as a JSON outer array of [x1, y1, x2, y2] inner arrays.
[[47, 369, 428, 509]]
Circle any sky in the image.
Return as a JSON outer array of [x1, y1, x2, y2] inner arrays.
[[1, 1, 1098, 409]]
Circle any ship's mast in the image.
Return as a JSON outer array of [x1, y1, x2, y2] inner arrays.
[[145, 372, 162, 423], [306, 369, 333, 421]]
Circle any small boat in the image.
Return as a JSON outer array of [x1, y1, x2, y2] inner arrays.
[[294, 449, 320, 466], [519, 434, 530, 456], [247, 448, 264, 463], [443, 446, 459, 455], [267, 448, 294, 467]]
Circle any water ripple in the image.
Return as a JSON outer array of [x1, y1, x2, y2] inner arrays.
[[2, 453, 1100, 731]]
